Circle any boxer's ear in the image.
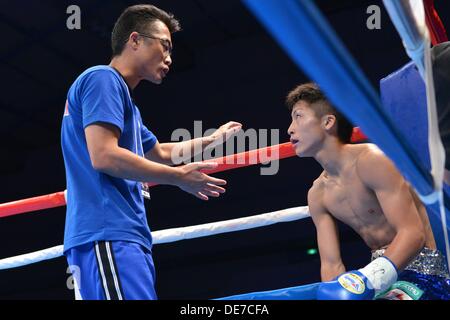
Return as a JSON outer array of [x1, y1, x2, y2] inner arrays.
[[322, 114, 336, 131]]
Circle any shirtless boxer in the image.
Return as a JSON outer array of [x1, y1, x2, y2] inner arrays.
[[286, 82, 450, 300]]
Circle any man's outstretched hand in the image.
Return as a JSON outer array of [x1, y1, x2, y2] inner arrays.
[[176, 162, 227, 200], [204, 121, 243, 151]]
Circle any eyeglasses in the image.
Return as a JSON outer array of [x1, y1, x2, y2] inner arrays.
[[138, 33, 173, 57]]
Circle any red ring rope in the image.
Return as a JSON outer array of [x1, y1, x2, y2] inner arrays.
[[0, 128, 367, 218]]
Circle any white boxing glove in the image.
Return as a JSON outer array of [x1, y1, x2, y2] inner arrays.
[[359, 256, 398, 294]]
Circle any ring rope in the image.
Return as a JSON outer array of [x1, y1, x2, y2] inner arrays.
[[0, 142, 295, 218], [0, 205, 310, 270], [0, 130, 366, 219], [0, 131, 365, 270]]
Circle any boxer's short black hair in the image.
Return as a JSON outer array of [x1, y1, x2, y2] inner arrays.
[[286, 82, 354, 143]]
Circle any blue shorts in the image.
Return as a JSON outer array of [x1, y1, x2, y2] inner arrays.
[[66, 240, 157, 300], [398, 270, 450, 300], [375, 270, 450, 300]]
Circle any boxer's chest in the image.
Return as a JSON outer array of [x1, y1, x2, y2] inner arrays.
[[322, 171, 384, 226]]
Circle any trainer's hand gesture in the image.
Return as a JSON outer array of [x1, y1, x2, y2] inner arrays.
[[204, 121, 242, 151], [176, 162, 226, 200]]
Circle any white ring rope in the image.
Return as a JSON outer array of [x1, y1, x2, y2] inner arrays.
[[0, 205, 310, 270]]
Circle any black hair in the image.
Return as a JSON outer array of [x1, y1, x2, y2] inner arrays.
[[111, 4, 181, 57], [286, 82, 354, 143]]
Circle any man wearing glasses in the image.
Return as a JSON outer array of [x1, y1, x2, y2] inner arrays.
[[61, 4, 241, 300]]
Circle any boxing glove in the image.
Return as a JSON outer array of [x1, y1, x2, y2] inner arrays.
[[317, 256, 398, 300]]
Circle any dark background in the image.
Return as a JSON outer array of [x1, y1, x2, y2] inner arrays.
[[0, 0, 448, 300]]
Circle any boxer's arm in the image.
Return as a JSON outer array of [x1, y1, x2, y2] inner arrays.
[[356, 147, 426, 271], [308, 185, 345, 281]]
